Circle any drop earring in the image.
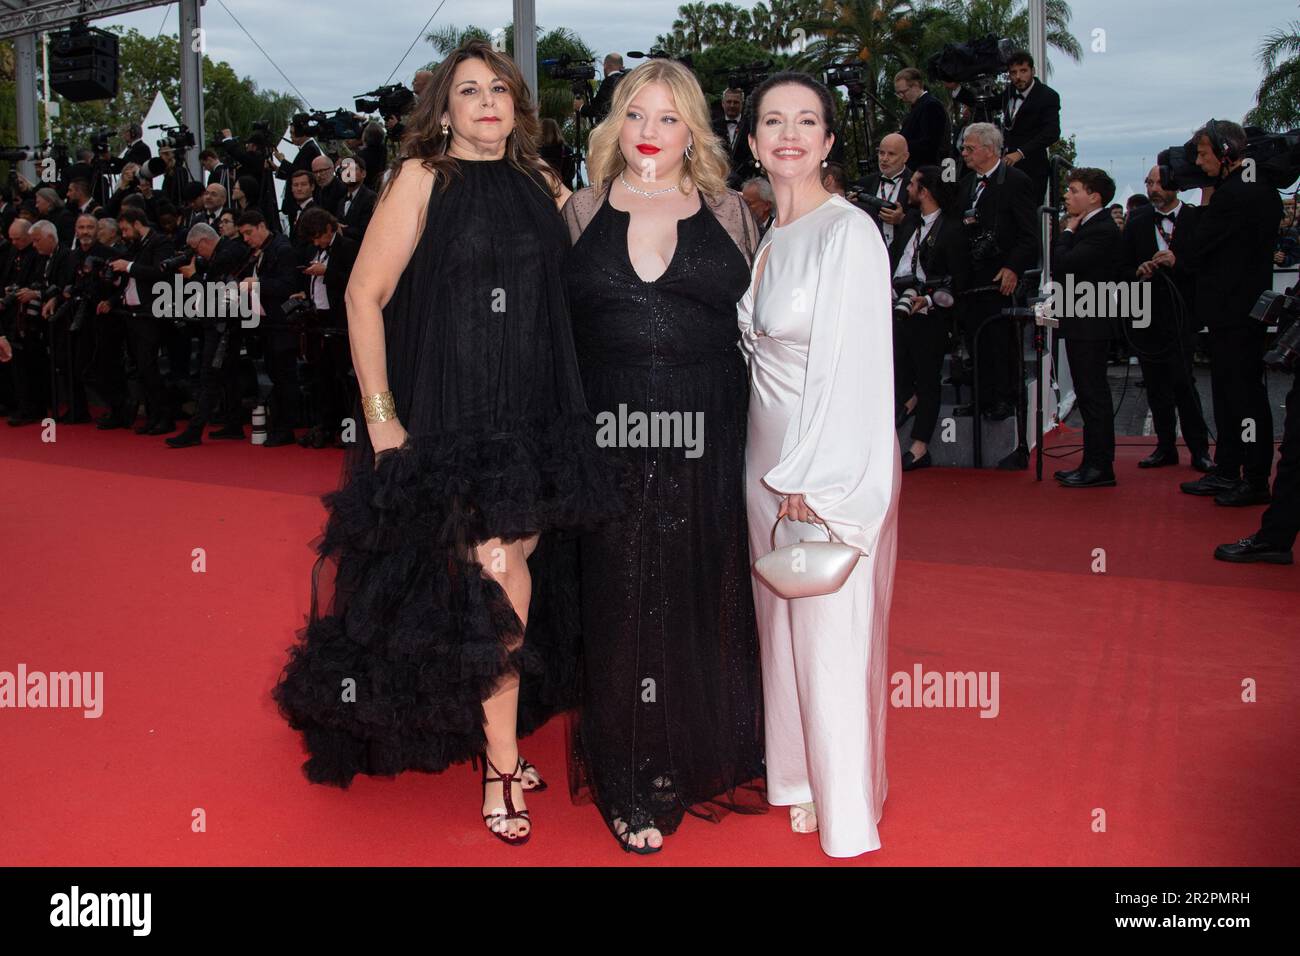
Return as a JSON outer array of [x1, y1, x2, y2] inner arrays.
[[684, 140, 694, 161]]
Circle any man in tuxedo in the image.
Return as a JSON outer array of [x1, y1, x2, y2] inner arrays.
[[199, 148, 237, 197], [311, 155, 348, 214], [575, 54, 628, 125], [860, 133, 914, 250], [194, 183, 229, 229], [237, 209, 303, 446], [957, 122, 1038, 422], [292, 207, 360, 448], [286, 170, 320, 247], [1052, 168, 1123, 488], [942, 80, 979, 162], [1119, 166, 1213, 472], [894, 68, 948, 167], [2, 220, 51, 426], [166, 223, 254, 447], [35, 188, 78, 246], [66, 178, 103, 220], [890, 165, 971, 471], [120, 123, 152, 169], [107, 207, 177, 434], [1180, 120, 1284, 507], [1001, 51, 1061, 206], [275, 117, 323, 222], [336, 156, 378, 241], [714, 88, 756, 188]]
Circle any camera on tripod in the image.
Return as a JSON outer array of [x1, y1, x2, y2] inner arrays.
[[892, 274, 956, 319], [1252, 289, 1300, 370], [152, 123, 195, 152], [927, 34, 1017, 124], [545, 55, 596, 83]]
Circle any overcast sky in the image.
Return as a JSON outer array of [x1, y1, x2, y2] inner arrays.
[[100, 0, 1299, 201]]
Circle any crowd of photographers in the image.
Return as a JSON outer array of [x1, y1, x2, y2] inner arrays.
[[0, 46, 1296, 563]]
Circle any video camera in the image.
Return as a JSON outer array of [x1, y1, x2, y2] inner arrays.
[[152, 123, 196, 152], [545, 55, 596, 82], [295, 110, 365, 142], [1252, 289, 1300, 370], [1158, 126, 1300, 191], [720, 61, 772, 94], [825, 63, 867, 98], [355, 85, 415, 120]]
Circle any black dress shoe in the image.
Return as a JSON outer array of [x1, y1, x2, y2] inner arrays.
[[1213, 482, 1272, 507], [952, 403, 975, 417], [56, 412, 92, 424], [1180, 473, 1239, 496], [7, 414, 41, 427], [96, 414, 131, 430], [133, 421, 153, 434], [1190, 453, 1215, 473], [1138, 447, 1178, 468], [1214, 534, 1294, 564], [1057, 465, 1116, 488], [997, 446, 1029, 470], [263, 429, 296, 447], [165, 428, 203, 448], [144, 420, 176, 436], [1053, 467, 1081, 483], [209, 426, 245, 440], [983, 401, 1015, 421], [901, 450, 931, 471]]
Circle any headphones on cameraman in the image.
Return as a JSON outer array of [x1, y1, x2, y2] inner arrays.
[[1203, 118, 1242, 163]]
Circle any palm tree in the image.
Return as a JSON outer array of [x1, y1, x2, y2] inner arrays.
[[1247, 18, 1300, 130]]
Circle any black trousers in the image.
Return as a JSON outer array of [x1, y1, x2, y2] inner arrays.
[[7, 311, 51, 418], [121, 311, 170, 425], [191, 321, 243, 430], [92, 310, 136, 423], [1258, 372, 1299, 550], [262, 327, 302, 434], [1208, 323, 1274, 486], [1136, 316, 1210, 456], [1064, 336, 1115, 469], [893, 309, 948, 444], [963, 289, 1019, 407], [50, 312, 93, 419], [302, 310, 352, 434]]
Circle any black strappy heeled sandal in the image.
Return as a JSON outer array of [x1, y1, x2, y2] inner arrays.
[[473, 753, 531, 846], [611, 806, 662, 855]]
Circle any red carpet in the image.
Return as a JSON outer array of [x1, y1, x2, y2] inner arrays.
[[2, 421, 1297, 867]]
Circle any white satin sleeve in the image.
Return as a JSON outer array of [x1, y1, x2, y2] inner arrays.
[[736, 230, 769, 368], [760, 210, 897, 556]]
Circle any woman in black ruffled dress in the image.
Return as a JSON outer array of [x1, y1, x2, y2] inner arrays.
[[271, 40, 621, 846]]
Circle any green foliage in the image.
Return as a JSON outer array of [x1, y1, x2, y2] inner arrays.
[[1246, 20, 1300, 131]]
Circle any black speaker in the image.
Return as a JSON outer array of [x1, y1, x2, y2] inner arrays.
[[50, 25, 119, 102]]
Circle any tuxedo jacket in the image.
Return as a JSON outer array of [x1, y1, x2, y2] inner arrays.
[[277, 139, 323, 214], [888, 209, 972, 319], [1183, 166, 1284, 329], [114, 228, 177, 315], [309, 233, 360, 322], [860, 166, 916, 238], [1118, 203, 1202, 333], [720, 112, 757, 189], [318, 177, 347, 215], [1001, 81, 1061, 184], [958, 161, 1038, 282], [336, 185, 377, 240], [253, 233, 304, 321], [899, 91, 948, 167], [1052, 210, 1122, 341]]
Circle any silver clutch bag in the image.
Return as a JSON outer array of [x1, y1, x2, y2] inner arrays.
[[753, 515, 862, 599]]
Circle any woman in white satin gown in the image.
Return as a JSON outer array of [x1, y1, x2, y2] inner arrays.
[[738, 73, 901, 858]]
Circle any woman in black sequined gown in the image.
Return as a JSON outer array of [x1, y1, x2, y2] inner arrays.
[[559, 59, 766, 853]]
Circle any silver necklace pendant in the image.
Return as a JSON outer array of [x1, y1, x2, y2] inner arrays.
[[620, 172, 679, 198]]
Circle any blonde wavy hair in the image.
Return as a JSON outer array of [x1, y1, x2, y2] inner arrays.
[[585, 58, 730, 204]]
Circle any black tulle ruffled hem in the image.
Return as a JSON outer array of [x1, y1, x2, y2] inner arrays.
[[271, 413, 627, 789]]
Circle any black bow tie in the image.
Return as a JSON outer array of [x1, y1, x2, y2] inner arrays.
[[1157, 211, 1177, 223], [977, 174, 990, 185], [1011, 90, 1026, 101], [880, 176, 898, 186]]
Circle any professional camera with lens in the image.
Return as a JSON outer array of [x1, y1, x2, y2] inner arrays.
[[1252, 289, 1300, 370], [963, 211, 1003, 264], [158, 251, 195, 273], [355, 84, 416, 120], [926, 34, 1016, 122], [0, 283, 21, 313], [1158, 126, 1300, 192], [850, 192, 901, 216], [154, 123, 196, 152], [545, 54, 596, 82], [892, 274, 956, 320], [281, 296, 318, 326]]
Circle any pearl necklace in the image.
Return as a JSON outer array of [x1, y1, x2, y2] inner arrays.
[[619, 171, 680, 198]]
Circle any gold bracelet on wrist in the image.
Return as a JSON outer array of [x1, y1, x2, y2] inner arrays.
[[362, 390, 396, 423]]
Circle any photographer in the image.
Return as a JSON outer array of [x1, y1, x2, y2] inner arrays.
[[1179, 120, 1284, 507], [35, 188, 77, 246], [236, 209, 302, 446], [860, 133, 915, 249], [895, 68, 947, 167], [574, 53, 627, 125], [1051, 168, 1123, 489], [890, 165, 971, 471], [310, 155, 347, 215], [274, 117, 324, 223], [108, 206, 177, 435], [713, 88, 755, 188], [286, 170, 321, 248], [0, 219, 45, 426], [147, 145, 194, 208], [65, 178, 102, 220], [166, 222, 253, 447], [957, 122, 1038, 422], [121, 123, 151, 169], [354, 122, 389, 191], [1119, 166, 1213, 471], [45, 213, 117, 424], [199, 148, 236, 196], [216, 128, 282, 230], [1000, 51, 1061, 204], [291, 207, 358, 449]]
